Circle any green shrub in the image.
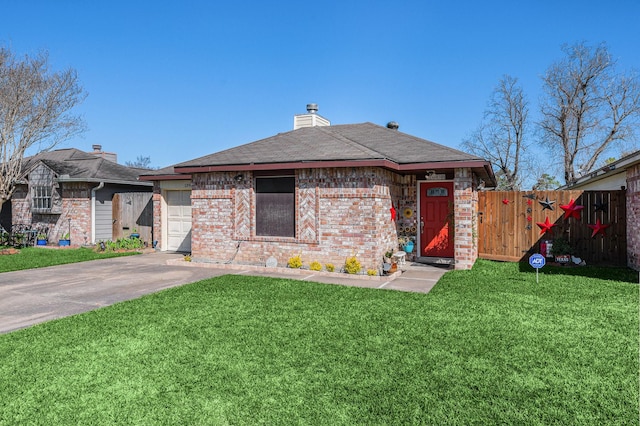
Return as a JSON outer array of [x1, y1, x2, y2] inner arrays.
[[288, 255, 303, 269], [309, 260, 322, 271], [99, 237, 145, 252], [325, 263, 335, 272], [344, 256, 361, 274], [367, 268, 377, 276]]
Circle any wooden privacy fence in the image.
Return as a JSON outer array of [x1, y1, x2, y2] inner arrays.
[[112, 192, 153, 244], [477, 190, 627, 266]]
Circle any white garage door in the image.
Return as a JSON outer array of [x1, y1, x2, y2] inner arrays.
[[166, 190, 192, 252]]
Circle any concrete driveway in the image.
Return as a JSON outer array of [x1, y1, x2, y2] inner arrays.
[[0, 253, 226, 334], [0, 252, 450, 334]]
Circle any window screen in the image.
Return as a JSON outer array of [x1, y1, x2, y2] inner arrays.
[[255, 177, 295, 237]]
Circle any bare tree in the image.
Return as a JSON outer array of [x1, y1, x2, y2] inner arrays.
[[539, 42, 640, 184], [462, 75, 529, 190], [125, 155, 155, 169], [0, 47, 86, 209]]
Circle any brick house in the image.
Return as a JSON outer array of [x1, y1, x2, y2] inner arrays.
[[1, 146, 152, 245], [141, 105, 496, 271], [562, 150, 640, 271]]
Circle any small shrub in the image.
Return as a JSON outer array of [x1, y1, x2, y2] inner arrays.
[[99, 237, 145, 252], [309, 260, 322, 271], [288, 255, 303, 269], [367, 268, 377, 276], [325, 263, 335, 272], [344, 256, 361, 274], [184, 254, 192, 262]]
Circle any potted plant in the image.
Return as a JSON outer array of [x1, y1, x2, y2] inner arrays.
[[550, 237, 573, 264], [36, 233, 47, 246], [384, 249, 394, 263], [58, 233, 70, 247], [383, 249, 395, 274], [399, 236, 415, 254]]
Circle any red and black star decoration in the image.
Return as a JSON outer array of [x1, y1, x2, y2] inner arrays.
[[560, 199, 584, 220], [587, 218, 610, 238], [536, 217, 556, 235], [538, 196, 555, 211]]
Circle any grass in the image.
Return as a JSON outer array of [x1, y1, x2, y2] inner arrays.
[[0, 259, 637, 424], [0, 247, 140, 273]]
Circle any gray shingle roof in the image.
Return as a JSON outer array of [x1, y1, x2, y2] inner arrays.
[[174, 122, 483, 168], [22, 148, 151, 185]]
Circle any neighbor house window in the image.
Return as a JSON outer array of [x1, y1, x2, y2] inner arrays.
[[31, 186, 52, 212], [255, 176, 295, 237]]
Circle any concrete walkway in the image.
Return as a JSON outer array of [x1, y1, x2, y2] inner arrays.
[[0, 252, 451, 334]]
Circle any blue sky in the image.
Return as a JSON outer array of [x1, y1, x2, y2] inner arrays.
[[3, 0, 639, 170]]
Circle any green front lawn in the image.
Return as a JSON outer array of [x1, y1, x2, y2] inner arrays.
[[0, 247, 139, 273], [0, 260, 637, 424]]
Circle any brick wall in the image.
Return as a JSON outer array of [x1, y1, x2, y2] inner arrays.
[[152, 183, 162, 248], [11, 182, 91, 245], [627, 163, 640, 271], [453, 168, 478, 270], [189, 167, 400, 272]]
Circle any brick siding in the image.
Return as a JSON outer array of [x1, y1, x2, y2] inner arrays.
[[11, 182, 92, 245], [168, 166, 481, 272], [188, 168, 402, 272], [453, 168, 478, 270]]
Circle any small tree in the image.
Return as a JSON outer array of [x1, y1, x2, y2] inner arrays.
[[539, 42, 640, 184], [462, 75, 530, 190], [532, 173, 561, 190], [0, 47, 86, 209]]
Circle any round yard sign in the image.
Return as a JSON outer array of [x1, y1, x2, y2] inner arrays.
[[529, 254, 545, 269], [529, 253, 545, 283]]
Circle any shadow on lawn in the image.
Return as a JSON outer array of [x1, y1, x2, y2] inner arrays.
[[517, 260, 640, 284]]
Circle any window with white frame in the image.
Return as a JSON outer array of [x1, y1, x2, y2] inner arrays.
[[32, 186, 52, 212]]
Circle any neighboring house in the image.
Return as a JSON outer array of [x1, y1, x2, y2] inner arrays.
[[1, 146, 153, 245], [561, 150, 640, 271], [141, 105, 496, 270]]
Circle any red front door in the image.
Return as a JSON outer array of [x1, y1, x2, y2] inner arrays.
[[419, 182, 454, 258]]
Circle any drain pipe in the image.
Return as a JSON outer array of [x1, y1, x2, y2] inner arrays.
[[91, 182, 105, 244]]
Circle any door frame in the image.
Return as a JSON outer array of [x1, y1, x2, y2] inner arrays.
[[417, 179, 455, 260]]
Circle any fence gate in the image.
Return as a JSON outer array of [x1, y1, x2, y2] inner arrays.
[[477, 190, 626, 266], [112, 192, 153, 245]]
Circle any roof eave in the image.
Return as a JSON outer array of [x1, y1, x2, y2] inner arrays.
[[139, 174, 192, 181], [56, 177, 153, 186], [175, 159, 492, 173]]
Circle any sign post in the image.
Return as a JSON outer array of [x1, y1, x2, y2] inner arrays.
[[528, 253, 546, 283]]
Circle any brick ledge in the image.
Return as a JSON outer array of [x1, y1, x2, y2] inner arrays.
[[166, 257, 402, 281]]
